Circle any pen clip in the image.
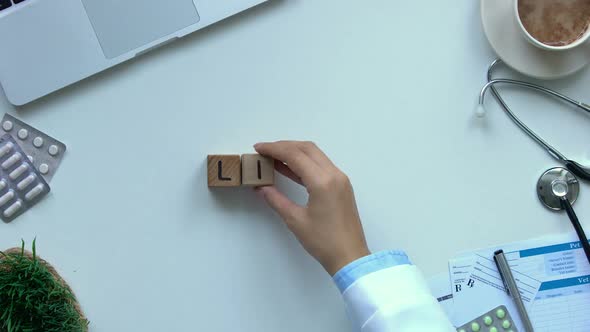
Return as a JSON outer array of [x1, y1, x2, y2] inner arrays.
[[494, 250, 510, 296]]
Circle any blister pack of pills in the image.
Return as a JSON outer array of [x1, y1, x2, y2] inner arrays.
[[456, 305, 518, 332], [0, 134, 50, 222], [1, 114, 66, 182]]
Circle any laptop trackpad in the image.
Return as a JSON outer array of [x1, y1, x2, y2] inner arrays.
[[81, 0, 200, 59]]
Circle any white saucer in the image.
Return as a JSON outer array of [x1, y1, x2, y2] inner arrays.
[[481, 0, 590, 80]]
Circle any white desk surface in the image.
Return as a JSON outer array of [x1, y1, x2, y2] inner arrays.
[[2, 1, 590, 331]]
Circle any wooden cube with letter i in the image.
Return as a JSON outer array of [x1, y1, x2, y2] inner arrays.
[[241, 154, 274, 187]]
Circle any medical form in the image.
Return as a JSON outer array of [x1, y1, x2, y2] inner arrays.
[[524, 241, 590, 331], [447, 233, 590, 331]]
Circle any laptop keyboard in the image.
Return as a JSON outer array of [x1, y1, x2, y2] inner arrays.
[[0, 0, 26, 12]]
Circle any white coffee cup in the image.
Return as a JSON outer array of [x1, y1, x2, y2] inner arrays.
[[514, 0, 590, 51]]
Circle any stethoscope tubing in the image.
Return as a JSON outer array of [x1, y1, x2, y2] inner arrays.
[[483, 60, 590, 181], [484, 60, 586, 162], [483, 59, 590, 265], [560, 197, 590, 265]]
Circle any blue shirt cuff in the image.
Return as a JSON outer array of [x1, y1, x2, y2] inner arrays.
[[332, 250, 411, 293]]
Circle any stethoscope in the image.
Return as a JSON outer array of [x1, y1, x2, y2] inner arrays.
[[477, 59, 590, 264]]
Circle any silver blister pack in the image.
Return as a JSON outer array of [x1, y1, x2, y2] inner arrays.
[[1, 114, 66, 182], [0, 134, 50, 222]]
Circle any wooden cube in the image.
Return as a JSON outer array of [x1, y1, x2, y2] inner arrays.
[[207, 155, 241, 187], [241, 154, 274, 187]]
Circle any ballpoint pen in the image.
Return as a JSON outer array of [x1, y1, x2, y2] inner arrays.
[[494, 250, 535, 332]]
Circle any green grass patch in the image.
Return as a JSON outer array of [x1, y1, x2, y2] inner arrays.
[[0, 240, 88, 332]]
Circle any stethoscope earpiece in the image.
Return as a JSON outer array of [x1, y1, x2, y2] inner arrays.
[[475, 104, 487, 118]]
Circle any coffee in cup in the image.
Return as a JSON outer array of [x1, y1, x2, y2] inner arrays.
[[516, 0, 590, 50]]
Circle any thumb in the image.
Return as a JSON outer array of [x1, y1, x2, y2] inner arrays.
[[256, 186, 304, 228]]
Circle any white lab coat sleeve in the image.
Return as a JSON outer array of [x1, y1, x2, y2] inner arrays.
[[336, 253, 455, 332]]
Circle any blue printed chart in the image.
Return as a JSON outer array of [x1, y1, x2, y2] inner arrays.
[[511, 241, 590, 331], [449, 234, 590, 331]]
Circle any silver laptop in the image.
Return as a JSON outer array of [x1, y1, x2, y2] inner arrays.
[[0, 0, 269, 105]]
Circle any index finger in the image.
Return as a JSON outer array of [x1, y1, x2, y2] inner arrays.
[[254, 141, 324, 186]]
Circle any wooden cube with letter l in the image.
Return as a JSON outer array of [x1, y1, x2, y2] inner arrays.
[[207, 155, 241, 187]]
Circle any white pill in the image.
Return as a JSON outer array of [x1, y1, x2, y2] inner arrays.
[[0, 142, 13, 158], [0, 190, 14, 206], [25, 184, 44, 201], [17, 175, 35, 191], [17, 129, 28, 140], [2, 121, 13, 131], [0, 180, 6, 191], [9, 164, 28, 180], [27, 155, 33, 163], [1, 153, 21, 170], [39, 163, 49, 174], [48, 144, 59, 156], [4, 200, 22, 218], [33, 137, 44, 148]]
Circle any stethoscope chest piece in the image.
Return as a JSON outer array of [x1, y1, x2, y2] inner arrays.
[[537, 167, 580, 211]]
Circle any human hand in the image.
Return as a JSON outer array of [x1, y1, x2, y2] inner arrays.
[[254, 141, 370, 276]]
